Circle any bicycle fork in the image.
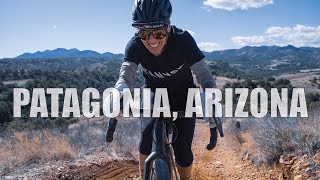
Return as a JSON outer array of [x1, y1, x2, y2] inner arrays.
[[144, 120, 172, 180]]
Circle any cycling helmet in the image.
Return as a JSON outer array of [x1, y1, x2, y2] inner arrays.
[[132, 0, 172, 29]]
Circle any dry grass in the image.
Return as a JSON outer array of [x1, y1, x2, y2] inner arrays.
[[0, 130, 75, 175], [223, 106, 320, 168], [66, 117, 140, 159], [215, 76, 238, 89], [250, 114, 320, 164], [0, 117, 141, 176]]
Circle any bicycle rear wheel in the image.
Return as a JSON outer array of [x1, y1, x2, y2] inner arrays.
[[150, 159, 170, 180]]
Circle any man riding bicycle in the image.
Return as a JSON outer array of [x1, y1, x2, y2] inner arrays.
[[113, 0, 219, 179]]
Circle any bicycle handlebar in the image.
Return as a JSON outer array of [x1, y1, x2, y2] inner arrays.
[[106, 114, 223, 151]]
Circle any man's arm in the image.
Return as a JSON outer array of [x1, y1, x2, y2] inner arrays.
[[190, 59, 217, 89], [190, 59, 218, 127], [190, 59, 224, 144], [106, 60, 137, 142], [114, 60, 138, 91]]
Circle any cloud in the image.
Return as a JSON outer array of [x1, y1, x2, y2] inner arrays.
[[231, 24, 320, 47], [187, 30, 196, 36], [52, 25, 57, 29], [198, 42, 221, 52], [231, 36, 275, 46], [203, 0, 273, 11]]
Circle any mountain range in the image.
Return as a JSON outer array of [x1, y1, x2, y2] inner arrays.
[[1, 45, 319, 78], [13, 45, 320, 63], [8, 46, 320, 72], [203, 45, 320, 65], [15, 48, 124, 59]]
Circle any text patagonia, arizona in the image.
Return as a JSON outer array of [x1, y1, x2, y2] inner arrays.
[[13, 88, 308, 118]]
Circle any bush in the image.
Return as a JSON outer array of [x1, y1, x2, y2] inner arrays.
[[0, 130, 75, 175], [66, 117, 140, 158], [249, 113, 320, 165], [306, 93, 320, 104]]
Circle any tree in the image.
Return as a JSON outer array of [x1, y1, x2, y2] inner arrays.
[[267, 77, 276, 82], [306, 93, 320, 103], [0, 101, 12, 125]]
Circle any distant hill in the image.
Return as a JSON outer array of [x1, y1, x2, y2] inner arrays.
[[4, 45, 320, 78], [12, 46, 320, 67], [0, 57, 120, 70], [203, 45, 320, 75], [15, 48, 124, 59], [203, 45, 320, 65]]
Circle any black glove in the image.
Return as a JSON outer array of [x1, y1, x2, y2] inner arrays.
[[207, 127, 218, 150], [106, 118, 118, 143]]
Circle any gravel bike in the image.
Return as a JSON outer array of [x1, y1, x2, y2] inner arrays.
[[106, 110, 223, 180]]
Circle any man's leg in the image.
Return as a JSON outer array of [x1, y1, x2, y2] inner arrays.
[[172, 118, 196, 180], [139, 153, 149, 179], [176, 163, 193, 180], [139, 117, 154, 179]]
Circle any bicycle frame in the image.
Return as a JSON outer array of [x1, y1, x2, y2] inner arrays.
[[143, 118, 174, 180]]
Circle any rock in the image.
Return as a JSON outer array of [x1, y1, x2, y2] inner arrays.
[[293, 175, 302, 180], [4, 176, 15, 180], [288, 154, 296, 158], [215, 161, 224, 168], [314, 153, 320, 161], [285, 164, 291, 168], [289, 157, 297, 164], [56, 172, 62, 179], [291, 161, 302, 170], [215, 160, 222, 164], [68, 164, 76, 169], [279, 155, 285, 164], [305, 167, 312, 173], [278, 173, 284, 180], [244, 153, 250, 160], [302, 162, 310, 167]]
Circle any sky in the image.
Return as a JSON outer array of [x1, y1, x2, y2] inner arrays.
[[0, 0, 319, 58]]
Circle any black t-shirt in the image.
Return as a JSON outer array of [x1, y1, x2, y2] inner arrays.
[[124, 26, 205, 110]]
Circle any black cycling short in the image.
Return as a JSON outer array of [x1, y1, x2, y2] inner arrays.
[[139, 117, 196, 167]]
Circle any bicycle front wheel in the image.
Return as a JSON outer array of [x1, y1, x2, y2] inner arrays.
[[150, 159, 171, 180]]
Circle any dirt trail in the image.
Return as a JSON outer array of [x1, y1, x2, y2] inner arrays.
[[46, 123, 280, 180], [48, 160, 140, 180], [192, 123, 279, 180]]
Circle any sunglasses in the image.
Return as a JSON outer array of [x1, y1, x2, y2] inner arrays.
[[138, 29, 168, 40]]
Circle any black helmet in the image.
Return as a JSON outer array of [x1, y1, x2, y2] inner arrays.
[[132, 0, 172, 29]]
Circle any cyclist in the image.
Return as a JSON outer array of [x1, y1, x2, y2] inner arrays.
[[113, 0, 219, 179]]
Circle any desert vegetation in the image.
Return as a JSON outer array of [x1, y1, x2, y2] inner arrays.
[[224, 107, 320, 179], [0, 59, 144, 132], [0, 130, 74, 175], [0, 117, 140, 176]]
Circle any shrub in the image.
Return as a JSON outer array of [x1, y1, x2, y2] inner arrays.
[[0, 130, 75, 175], [249, 113, 320, 165]]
